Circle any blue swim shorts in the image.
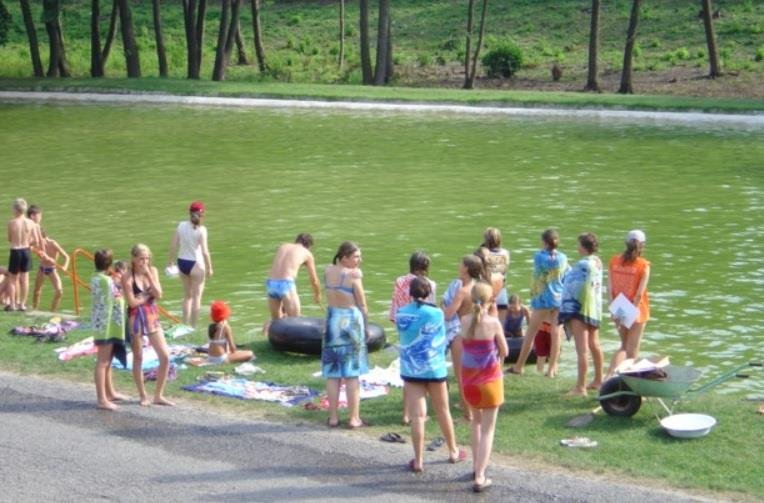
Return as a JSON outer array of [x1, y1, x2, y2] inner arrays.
[[266, 278, 296, 300]]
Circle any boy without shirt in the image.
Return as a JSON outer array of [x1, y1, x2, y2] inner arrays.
[[6, 198, 44, 311], [265, 233, 321, 325]]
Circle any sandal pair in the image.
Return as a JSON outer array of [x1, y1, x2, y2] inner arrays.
[[380, 432, 405, 443]]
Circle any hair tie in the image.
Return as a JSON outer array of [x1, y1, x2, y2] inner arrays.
[[474, 299, 483, 306]]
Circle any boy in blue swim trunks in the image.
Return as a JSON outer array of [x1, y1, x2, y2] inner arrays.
[[265, 233, 321, 330]]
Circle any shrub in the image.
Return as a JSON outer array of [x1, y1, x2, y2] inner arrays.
[[755, 47, 764, 62], [675, 47, 690, 60], [481, 40, 524, 78], [417, 53, 432, 67], [287, 15, 302, 26]]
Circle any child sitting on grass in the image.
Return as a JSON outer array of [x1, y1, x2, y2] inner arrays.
[[91, 249, 129, 410], [207, 300, 255, 365]]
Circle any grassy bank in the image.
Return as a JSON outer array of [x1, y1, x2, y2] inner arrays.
[[1, 77, 763, 113], [0, 0, 762, 96], [1, 311, 761, 500]]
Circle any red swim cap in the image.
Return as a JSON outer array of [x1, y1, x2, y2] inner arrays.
[[189, 201, 205, 214], [210, 300, 231, 322]]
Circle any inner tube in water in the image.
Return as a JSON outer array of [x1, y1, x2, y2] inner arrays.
[[504, 336, 537, 365], [268, 316, 386, 356]]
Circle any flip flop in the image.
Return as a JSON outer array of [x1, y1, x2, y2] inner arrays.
[[407, 459, 423, 473], [448, 448, 468, 464], [426, 436, 445, 451], [472, 478, 493, 493], [380, 432, 405, 443]]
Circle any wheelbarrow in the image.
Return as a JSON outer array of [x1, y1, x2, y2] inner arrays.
[[597, 361, 761, 418]]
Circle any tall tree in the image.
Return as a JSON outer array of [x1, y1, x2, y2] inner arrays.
[[117, 0, 140, 77], [212, 0, 231, 81], [584, 0, 601, 91], [182, 0, 207, 79], [700, 0, 721, 78], [250, 0, 267, 73], [234, 20, 248, 65], [464, 0, 488, 90], [100, 0, 118, 68], [152, 0, 168, 77], [90, 0, 104, 77], [19, 0, 44, 77], [464, 0, 474, 86], [618, 0, 640, 94], [359, 0, 372, 84], [43, 0, 70, 77], [212, 0, 241, 81], [0, 0, 11, 46], [337, 0, 344, 70], [373, 0, 390, 85]]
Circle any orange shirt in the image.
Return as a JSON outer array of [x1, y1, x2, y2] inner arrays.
[[608, 255, 650, 323]]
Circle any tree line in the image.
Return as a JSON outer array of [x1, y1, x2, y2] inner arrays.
[[4, 0, 724, 94]]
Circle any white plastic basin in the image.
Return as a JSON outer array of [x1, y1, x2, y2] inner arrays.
[[660, 413, 716, 439]]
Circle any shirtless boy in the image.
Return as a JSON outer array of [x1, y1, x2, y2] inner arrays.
[[32, 230, 70, 312], [265, 233, 321, 327], [6, 198, 44, 311]]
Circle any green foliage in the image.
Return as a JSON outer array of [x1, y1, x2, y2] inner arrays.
[[416, 52, 431, 67], [287, 14, 302, 26], [0, 0, 10, 46], [755, 47, 764, 62], [481, 39, 524, 78]]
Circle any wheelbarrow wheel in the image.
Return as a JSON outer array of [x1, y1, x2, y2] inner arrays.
[[598, 376, 642, 417]]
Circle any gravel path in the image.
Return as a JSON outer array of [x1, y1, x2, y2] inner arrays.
[[0, 371, 715, 502]]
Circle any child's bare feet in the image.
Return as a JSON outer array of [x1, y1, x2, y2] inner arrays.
[[546, 367, 558, 378], [153, 397, 175, 406], [565, 388, 587, 397], [97, 401, 118, 411], [587, 381, 602, 391], [108, 392, 130, 402], [139, 397, 151, 407]]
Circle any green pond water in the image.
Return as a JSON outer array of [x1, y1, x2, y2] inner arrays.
[[1, 102, 762, 393]]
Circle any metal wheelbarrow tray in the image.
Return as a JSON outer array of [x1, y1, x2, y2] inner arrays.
[[597, 362, 760, 418]]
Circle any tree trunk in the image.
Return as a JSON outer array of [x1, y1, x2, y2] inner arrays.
[[212, 0, 231, 81], [465, 0, 488, 90], [19, 0, 44, 77], [373, 0, 389, 85], [700, 0, 721, 78], [234, 20, 248, 65], [90, 0, 104, 77], [117, 0, 141, 77], [385, 16, 393, 82], [618, 0, 640, 94], [463, 0, 474, 88], [100, 0, 118, 66], [359, 0, 372, 84], [584, 0, 601, 91], [194, 0, 207, 76], [152, 0, 168, 77], [250, 0, 267, 73], [43, 0, 70, 78], [338, 0, 344, 70], [223, 0, 242, 61], [182, 0, 198, 78]]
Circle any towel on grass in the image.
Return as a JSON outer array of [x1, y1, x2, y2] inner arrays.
[[183, 378, 318, 407]]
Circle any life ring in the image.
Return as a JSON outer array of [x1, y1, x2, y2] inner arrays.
[[503, 336, 537, 364], [268, 316, 386, 356]]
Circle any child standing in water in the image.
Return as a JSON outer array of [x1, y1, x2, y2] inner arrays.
[[91, 249, 128, 410], [460, 281, 508, 493]]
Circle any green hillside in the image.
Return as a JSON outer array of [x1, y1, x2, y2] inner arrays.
[[1, 0, 762, 96]]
